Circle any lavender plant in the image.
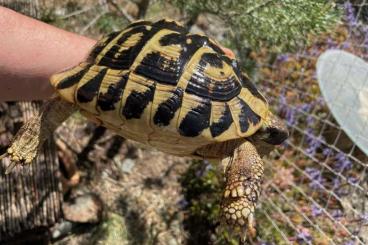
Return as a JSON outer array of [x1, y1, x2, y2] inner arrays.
[[168, 0, 341, 53]]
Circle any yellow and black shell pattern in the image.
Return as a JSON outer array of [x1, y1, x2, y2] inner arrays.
[[50, 19, 269, 156]]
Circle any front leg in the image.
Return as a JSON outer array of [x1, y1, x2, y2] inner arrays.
[[0, 96, 77, 173], [221, 140, 264, 238]]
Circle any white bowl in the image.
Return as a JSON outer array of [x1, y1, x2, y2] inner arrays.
[[317, 50, 368, 155]]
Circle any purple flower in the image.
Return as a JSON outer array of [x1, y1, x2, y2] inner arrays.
[[305, 167, 320, 179], [279, 93, 287, 105], [278, 93, 291, 124], [296, 229, 312, 244], [344, 2, 358, 27], [278, 96, 297, 125], [306, 138, 321, 156], [311, 204, 323, 217], [334, 152, 352, 172], [278, 90, 314, 126], [286, 107, 296, 125], [326, 38, 337, 48], [347, 177, 359, 185], [306, 115, 315, 125], [305, 128, 314, 137], [305, 130, 322, 157], [344, 241, 356, 245], [360, 213, 368, 225], [316, 97, 325, 106], [332, 209, 343, 219], [322, 148, 332, 157], [299, 103, 313, 113], [305, 167, 325, 189], [332, 178, 341, 190], [342, 42, 350, 49], [277, 54, 289, 62]]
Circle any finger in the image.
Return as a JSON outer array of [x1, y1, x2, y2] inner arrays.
[[5, 161, 18, 174], [0, 152, 8, 161]]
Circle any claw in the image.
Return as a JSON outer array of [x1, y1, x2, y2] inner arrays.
[[246, 213, 256, 238], [5, 161, 18, 174]]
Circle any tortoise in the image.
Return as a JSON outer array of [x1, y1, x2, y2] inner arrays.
[[1, 19, 288, 236]]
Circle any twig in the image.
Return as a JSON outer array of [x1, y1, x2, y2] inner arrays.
[[246, 0, 274, 15], [55, 137, 79, 155], [80, 11, 107, 34], [106, 0, 135, 23], [60, 7, 93, 19]]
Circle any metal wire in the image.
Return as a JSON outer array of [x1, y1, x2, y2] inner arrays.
[[257, 1, 368, 244]]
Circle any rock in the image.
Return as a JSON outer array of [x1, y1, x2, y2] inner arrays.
[[118, 158, 136, 174], [51, 220, 74, 240], [62, 194, 103, 224], [91, 212, 129, 245]]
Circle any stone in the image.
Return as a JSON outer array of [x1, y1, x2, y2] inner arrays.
[[51, 221, 74, 240], [62, 193, 103, 224], [119, 158, 136, 174]]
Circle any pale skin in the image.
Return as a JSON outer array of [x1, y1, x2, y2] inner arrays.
[[0, 6, 96, 190], [0, 7, 288, 239], [0, 6, 96, 101]]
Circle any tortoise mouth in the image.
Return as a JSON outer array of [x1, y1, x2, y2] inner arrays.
[[261, 127, 289, 145]]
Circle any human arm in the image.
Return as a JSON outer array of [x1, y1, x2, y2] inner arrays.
[[0, 6, 96, 101]]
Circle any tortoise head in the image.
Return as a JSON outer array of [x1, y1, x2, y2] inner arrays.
[[259, 112, 289, 145], [252, 112, 289, 146]]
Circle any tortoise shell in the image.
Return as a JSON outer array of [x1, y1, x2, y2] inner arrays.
[[50, 19, 269, 156]]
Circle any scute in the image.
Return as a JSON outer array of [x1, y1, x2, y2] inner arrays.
[[209, 103, 232, 138], [153, 88, 183, 126], [178, 99, 212, 137], [51, 19, 269, 156], [97, 72, 128, 111], [135, 51, 181, 85], [76, 68, 107, 103]]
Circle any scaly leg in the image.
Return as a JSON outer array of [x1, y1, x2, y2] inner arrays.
[[221, 140, 264, 238], [0, 96, 77, 173]]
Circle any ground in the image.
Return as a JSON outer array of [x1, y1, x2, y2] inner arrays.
[[53, 114, 190, 244]]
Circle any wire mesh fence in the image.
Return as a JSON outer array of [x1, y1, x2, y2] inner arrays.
[[256, 1, 368, 244]]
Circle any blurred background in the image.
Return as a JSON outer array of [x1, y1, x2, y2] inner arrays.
[[0, 0, 367, 244]]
